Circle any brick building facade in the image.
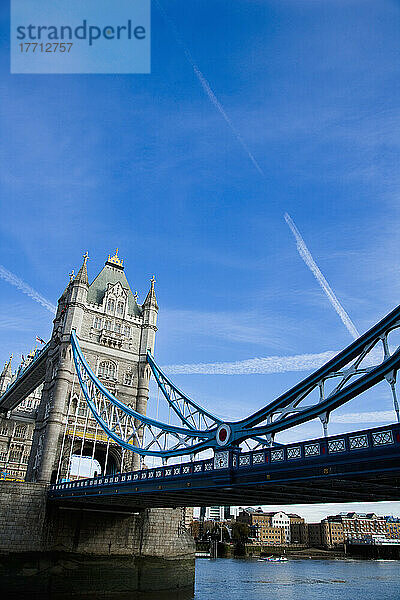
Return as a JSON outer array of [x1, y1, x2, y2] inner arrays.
[[237, 508, 288, 545]]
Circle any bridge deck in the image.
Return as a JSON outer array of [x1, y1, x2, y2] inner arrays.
[[48, 423, 400, 509]]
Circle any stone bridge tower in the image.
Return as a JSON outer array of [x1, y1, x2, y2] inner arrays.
[[26, 250, 158, 483]]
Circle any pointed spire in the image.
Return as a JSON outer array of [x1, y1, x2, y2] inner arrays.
[[143, 275, 158, 310], [106, 248, 124, 270], [59, 270, 74, 300], [1, 355, 12, 379], [75, 251, 89, 285]]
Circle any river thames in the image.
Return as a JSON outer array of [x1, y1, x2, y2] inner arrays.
[[4, 556, 400, 599], [193, 558, 400, 600]]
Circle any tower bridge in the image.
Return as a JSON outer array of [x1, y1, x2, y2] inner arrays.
[[1, 250, 400, 496], [1, 249, 400, 594], [49, 422, 400, 509]]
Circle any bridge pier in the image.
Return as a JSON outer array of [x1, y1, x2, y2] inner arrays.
[[0, 481, 195, 598]]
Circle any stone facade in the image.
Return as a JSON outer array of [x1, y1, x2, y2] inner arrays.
[[25, 250, 158, 483], [0, 481, 195, 596], [0, 481, 47, 554]]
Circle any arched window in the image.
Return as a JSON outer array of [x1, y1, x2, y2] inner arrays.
[[9, 449, 22, 463], [98, 361, 116, 379], [124, 326, 131, 337], [14, 425, 26, 439], [0, 445, 7, 461], [78, 404, 87, 417], [1, 423, 8, 436], [107, 299, 115, 313], [116, 302, 125, 316], [114, 322, 121, 333], [105, 320, 112, 331], [93, 316, 102, 329]]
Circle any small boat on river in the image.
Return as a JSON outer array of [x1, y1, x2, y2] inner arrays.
[[258, 555, 288, 562]]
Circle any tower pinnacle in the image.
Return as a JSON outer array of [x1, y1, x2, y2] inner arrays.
[[1, 355, 12, 377], [143, 275, 158, 310], [106, 248, 124, 269], [75, 251, 89, 285]]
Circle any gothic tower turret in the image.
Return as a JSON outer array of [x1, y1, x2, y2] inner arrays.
[[0, 356, 12, 395], [27, 250, 157, 482], [136, 276, 158, 431], [140, 276, 158, 357]]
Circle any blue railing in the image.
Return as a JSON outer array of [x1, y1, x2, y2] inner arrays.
[[49, 422, 400, 496]]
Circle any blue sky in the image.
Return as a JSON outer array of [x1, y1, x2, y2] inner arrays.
[[2, 0, 400, 518]]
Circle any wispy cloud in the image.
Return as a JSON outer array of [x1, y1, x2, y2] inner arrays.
[[161, 308, 292, 349], [284, 212, 360, 340], [0, 265, 56, 314], [0, 315, 41, 331]]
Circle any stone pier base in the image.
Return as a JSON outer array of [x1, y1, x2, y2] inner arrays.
[[0, 482, 195, 598]]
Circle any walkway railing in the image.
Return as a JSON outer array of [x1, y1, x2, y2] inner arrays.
[[49, 422, 400, 497]]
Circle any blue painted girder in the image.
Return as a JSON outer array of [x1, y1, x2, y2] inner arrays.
[[71, 298, 400, 456]]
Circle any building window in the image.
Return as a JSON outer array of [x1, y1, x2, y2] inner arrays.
[[78, 405, 87, 417], [117, 302, 125, 316], [93, 317, 102, 329], [124, 326, 131, 337], [98, 361, 116, 379], [14, 425, 27, 439], [124, 372, 133, 385], [105, 320, 112, 331], [9, 450, 22, 463], [107, 299, 115, 313], [114, 322, 121, 333], [1, 424, 8, 436]]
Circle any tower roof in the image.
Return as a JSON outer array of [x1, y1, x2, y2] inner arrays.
[[87, 251, 141, 316]]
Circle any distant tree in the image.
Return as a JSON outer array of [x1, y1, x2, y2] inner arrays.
[[231, 521, 249, 543], [204, 522, 231, 542]]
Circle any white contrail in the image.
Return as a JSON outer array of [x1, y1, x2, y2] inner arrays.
[[162, 345, 385, 376], [331, 411, 397, 424], [284, 213, 359, 340], [189, 63, 264, 176], [155, 0, 264, 176], [0, 265, 56, 314], [163, 350, 338, 375]]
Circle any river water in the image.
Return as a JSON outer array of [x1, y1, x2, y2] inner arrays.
[[193, 558, 400, 600], [5, 557, 400, 599]]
